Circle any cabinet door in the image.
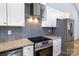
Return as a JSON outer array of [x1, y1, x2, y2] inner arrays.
[[0, 3, 7, 26], [41, 5, 47, 27], [46, 6, 57, 27], [7, 3, 25, 26], [23, 45, 34, 56], [41, 9, 47, 27], [57, 11, 64, 19], [53, 39, 61, 56], [42, 18, 47, 27], [53, 40, 58, 49], [46, 6, 52, 27]]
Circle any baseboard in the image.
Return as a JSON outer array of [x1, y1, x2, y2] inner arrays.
[[74, 37, 79, 40]]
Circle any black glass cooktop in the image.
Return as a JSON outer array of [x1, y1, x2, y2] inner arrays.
[[28, 36, 51, 43]]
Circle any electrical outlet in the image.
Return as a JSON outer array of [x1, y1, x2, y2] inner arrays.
[[8, 30, 12, 35], [48, 29, 51, 32]]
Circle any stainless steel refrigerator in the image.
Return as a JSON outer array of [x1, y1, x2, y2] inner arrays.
[[54, 18, 74, 56]]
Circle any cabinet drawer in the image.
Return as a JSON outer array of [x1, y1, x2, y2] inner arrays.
[[23, 49, 33, 53], [53, 49, 59, 56], [23, 45, 34, 56], [23, 52, 33, 56], [53, 40, 58, 45], [57, 48, 61, 55], [23, 45, 33, 50], [57, 47, 61, 53], [57, 39, 61, 44], [53, 47, 61, 56], [53, 39, 61, 46], [23, 45, 33, 52], [53, 45, 61, 50], [55, 49, 61, 56]]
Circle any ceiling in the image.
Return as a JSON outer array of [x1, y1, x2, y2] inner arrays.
[[74, 3, 79, 12]]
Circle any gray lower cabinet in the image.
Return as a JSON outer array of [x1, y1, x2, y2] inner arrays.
[[23, 45, 34, 56]]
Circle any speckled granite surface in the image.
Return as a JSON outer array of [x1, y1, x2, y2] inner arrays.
[[0, 38, 34, 52], [44, 35, 61, 40]]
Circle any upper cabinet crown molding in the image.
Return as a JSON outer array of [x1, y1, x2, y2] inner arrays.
[[0, 3, 25, 26]]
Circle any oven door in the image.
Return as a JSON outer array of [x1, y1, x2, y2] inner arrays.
[[35, 46, 53, 56]]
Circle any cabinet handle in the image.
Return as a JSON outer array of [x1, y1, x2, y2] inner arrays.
[[51, 25, 53, 26], [28, 48, 30, 50], [4, 22, 6, 24]]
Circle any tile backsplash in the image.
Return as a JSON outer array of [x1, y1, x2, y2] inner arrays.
[[0, 27, 24, 42], [0, 24, 53, 42], [0, 27, 8, 42]]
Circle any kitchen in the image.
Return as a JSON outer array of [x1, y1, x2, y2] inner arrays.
[[0, 3, 78, 56]]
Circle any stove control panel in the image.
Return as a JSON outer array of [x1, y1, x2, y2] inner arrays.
[[35, 40, 53, 51]]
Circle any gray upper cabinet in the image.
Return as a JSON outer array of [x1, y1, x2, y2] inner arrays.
[[0, 3, 25, 26], [0, 3, 7, 26]]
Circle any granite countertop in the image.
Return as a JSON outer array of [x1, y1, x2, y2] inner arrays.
[[44, 35, 61, 40], [0, 38, 34, 53]]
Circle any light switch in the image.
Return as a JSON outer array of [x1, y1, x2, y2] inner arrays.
[[8, 30, 12, 35]]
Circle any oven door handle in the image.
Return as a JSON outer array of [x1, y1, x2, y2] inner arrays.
[[35, 44, 53, 51]]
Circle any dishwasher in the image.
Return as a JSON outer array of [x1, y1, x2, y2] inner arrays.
[[0, 48, 23, 56]]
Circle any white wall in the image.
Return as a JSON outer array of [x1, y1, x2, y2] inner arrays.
[[47, 3, 79, 40]]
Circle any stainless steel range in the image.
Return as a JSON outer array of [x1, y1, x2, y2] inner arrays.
[[28, 36, 53, 56]]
